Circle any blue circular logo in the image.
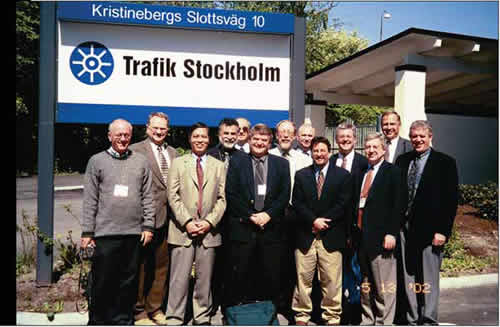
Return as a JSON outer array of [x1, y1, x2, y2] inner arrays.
[[70, 41, 114, 85]]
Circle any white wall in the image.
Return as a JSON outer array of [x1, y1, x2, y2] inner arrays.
[[427, 114, 498, 185]]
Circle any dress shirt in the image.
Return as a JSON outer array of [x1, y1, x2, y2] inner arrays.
[[251, 154, 269, 185], [386, 136, 400, 163], [150, 141, 171, 169], [191, 153, 207, 171], [235, 143, 250, 153], [359, 159, 384, 204], [408, 148, 431, 190], [335, 150, 355, 172], [314, 161, 330, 183]]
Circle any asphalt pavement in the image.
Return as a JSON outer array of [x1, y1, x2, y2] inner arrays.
[[16, 175, 500, 325]]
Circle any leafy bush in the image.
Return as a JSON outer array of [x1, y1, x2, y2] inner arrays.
[[459, 182, 498, 221], [441, 226, 496, 277]]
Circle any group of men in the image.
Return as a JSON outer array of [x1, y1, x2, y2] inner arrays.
[[80, 110, 458, 326]]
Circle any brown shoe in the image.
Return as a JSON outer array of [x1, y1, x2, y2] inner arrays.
[[296, 321, 308, 326], [135, 317, 157, 325], [151, 312, 168, 325]]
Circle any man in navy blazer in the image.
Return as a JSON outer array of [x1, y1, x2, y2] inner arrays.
[[355, 132, 403, 325], [224, 123, 291, 308], [395, 120, 458, 325], [292, 136, 353, 326], [381, 111, 412, 163]]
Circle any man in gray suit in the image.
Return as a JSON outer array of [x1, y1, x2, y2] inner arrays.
[[381, 111, 412, 163], [129, 112, 177, 325]]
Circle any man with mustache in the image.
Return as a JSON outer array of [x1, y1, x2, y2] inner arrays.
[[165, 122, 227, 325], [269, 120, 312, 318], [129, 112, 177, 325], [208, 118, 241, 170], [292, 136, 353, 326], [395, 121, 458, 325], [381, 111, 412, 163]]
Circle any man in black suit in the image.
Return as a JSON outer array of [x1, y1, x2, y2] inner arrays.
[[224, 123, 291, 308], [292, 136, 353, 326], [395, 120, 458, 325], [381, 111, 412, 163], [356, 132, 403, 325], [330, 122, 368, 325]]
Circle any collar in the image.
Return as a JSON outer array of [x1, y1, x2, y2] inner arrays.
[[387, 136, 399, 146], [314, 161, 329, 174], [252, 154, 268, 163], [150, 140, 168, 150], [107, 147, 130, 159], [339, 150, 355, 160], [367, 158, 384, 170], [415, 148, 432, 160], [192, 153, 207, 161]]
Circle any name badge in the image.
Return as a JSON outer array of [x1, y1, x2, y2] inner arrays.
[[359, 197, 367, 208], [114, 184, 129, 197], [258, 184, 267, 196]]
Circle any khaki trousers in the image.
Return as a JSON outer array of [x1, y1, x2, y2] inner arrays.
[[292, 237, 343, 325]]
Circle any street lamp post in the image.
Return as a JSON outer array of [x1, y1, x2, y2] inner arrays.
[[379, 10, 392, 41]]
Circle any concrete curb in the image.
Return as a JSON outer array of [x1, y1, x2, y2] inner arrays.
[[17, 274, 498, 325], [440, 273, 498, 289], [54, 185, 84, 191]]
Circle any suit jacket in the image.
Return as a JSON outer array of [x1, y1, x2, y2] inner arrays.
[[393, 137, 412, 163], [225, 152, 291, 243], [167, 154, 226, 247], [330, 152, 369, 234], [355, 161, 403, 254], [292, 163, 353, 252], [395, 149, 458, 249], [129, 139, 177, 229]]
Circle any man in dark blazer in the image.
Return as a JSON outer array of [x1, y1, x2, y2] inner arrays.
[[395, 120, 458, 325], [129, 112, 177, 325], [381, 111, 412, 163], [292, 136, 353, 326], [331, 122, 369, 242], [356, 132, 403, 325], [224, 123, 291, 308]]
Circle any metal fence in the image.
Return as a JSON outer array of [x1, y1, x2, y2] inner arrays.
[[325, 123, 379, 155]]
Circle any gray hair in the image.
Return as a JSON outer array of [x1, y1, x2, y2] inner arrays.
[[335, 122, 357, 138], [410, 120, 433, 135], [147, 112, 169, 126], [108, 118, 133, 133], [364, 132, 387, 150]]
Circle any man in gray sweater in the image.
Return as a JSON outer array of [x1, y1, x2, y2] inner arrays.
[[81, 118, 155, 325]]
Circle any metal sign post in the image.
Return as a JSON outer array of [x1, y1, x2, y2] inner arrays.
[[36, 1, 57, 286]]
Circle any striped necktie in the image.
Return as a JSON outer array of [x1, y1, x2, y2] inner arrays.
[[157, 145, 169, 184], [317, 171, 325, 199]]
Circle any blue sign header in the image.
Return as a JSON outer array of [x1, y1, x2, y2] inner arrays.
[[57, 1, 295, 34]]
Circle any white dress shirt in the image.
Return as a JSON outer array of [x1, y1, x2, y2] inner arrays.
[[335, 150, 355, 173], [386, 136, 400, 164]]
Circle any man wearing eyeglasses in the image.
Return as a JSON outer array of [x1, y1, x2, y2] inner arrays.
[[81, 118, 155, 325], [235, 117, 251, 153], [129, 112, 178, 325]]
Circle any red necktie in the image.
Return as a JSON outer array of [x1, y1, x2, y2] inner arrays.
[[196, 157, 203, 218], [357, 168, 374, 229]]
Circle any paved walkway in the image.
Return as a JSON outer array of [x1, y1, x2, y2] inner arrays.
[[16, 273, 498, 325]]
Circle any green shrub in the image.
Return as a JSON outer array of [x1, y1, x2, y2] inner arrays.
[[441, 225, 497, 277], [459, 182, 498, 221]]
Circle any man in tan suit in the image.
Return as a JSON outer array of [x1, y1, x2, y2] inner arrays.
[[129, 112, 177, 325], [165, 122, 227, 325]]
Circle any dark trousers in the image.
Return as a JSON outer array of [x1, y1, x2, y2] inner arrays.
[[89, 235, 141, 325], [225, 237, 282, 307], [135, 226, 169, 320]]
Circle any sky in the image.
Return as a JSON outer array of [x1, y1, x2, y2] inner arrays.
[[330, 2, 499, 46]]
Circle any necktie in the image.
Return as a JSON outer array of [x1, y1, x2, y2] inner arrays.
[[406, 156, 420, 216], [254, 159, 265, 211], [357, 168, 374, 229], [317, 171, 325, 199], [196, 156, 203, 218], [384, 140, 391, 162], [341, 156, 347, 169], [157, 145, 169, 184]]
